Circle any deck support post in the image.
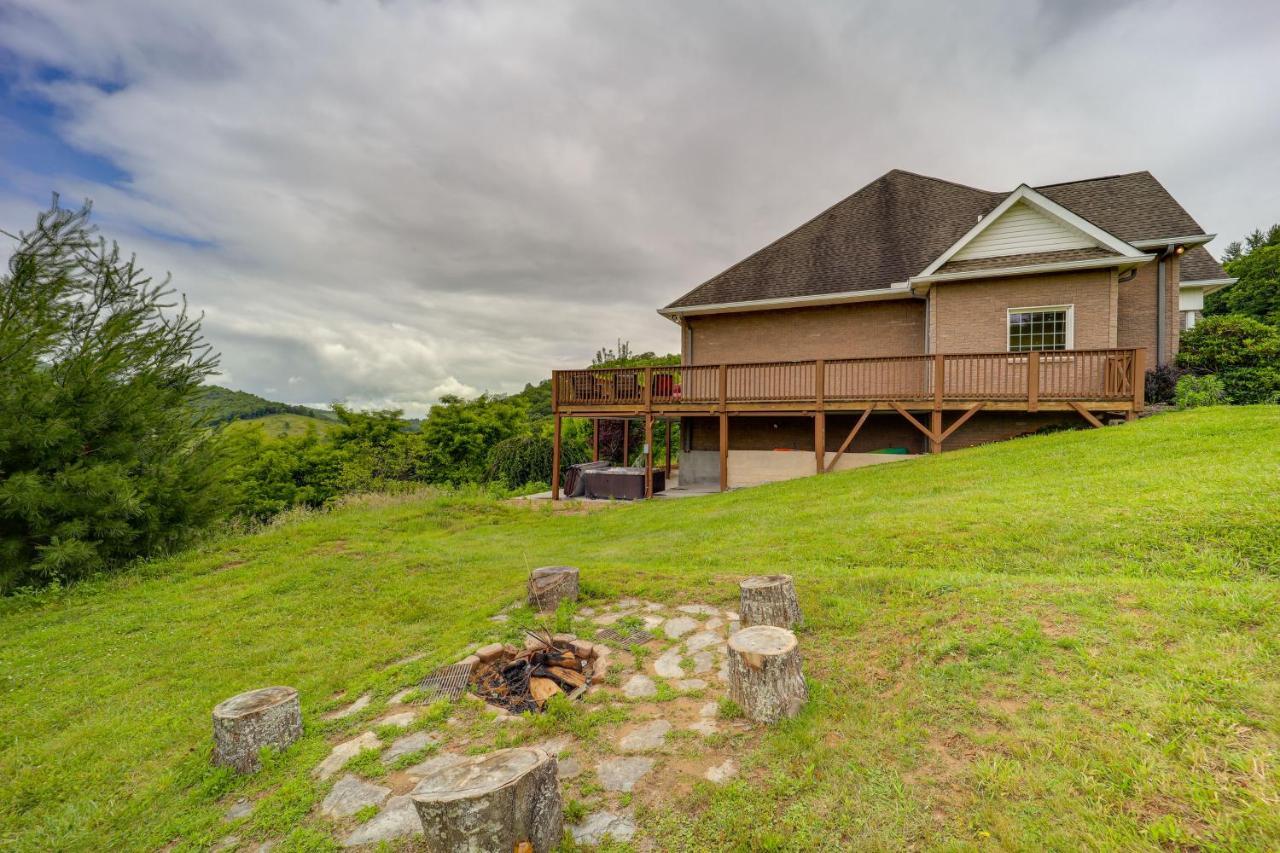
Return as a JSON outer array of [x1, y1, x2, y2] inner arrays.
[[825, 407, 873, 473], [1068, 401, 1105, 429], [814, 359, 825, 474], [929, 409, 943, 454], [1132, 347, 1147, 413], [591, 419, 599, 462], [814, 411, 825, 474], [551, 414, 562, 501], [644, 415, 654, 498], [719, 412, 729, 492]]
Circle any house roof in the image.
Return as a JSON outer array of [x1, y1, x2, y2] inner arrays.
[[663, 169, 1207, 314], [1179, 245, 1229, 283]]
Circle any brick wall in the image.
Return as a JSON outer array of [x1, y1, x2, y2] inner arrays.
[[686, 300, 925, 364], [930, 268, 1115, 353], [1117, 255, 1180, 364]]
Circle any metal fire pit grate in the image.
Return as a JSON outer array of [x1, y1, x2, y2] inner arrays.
[[595, 627, 654, 648], [414, 662, 474, 703]]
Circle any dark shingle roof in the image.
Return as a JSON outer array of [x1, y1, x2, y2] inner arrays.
[[937, 247, 1118, 275], [1035, 171, 1205, 243], [1179, 246, 1229, 282], [664, 169, 1209, 312]]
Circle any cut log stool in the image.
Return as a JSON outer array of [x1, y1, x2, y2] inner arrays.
[[527, 565, 579, 612], [212, 686, 302, 773], [412, 746, 562, 852], [739, 574, 802, 629], [726, 626, 807, 724]]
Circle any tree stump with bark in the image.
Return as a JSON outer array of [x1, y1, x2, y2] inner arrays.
[[527, 566, 579, 612], [726, 626, 807, 724], [411, 746, 563, 852], [212, 686, 302, 773], [739, 574, 802, 629]]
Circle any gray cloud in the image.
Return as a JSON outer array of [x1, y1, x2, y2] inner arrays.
[[2, 0, 1277, 414]]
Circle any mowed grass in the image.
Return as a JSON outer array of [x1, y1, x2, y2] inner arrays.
[[2, 406, 1279, 851]]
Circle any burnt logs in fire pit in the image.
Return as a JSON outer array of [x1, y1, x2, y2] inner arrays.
[[470, 632, 595, 714]]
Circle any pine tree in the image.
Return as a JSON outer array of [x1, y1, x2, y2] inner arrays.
[[0, 199, 227, 591]]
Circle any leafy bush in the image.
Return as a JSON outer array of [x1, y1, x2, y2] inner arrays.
[[486, 432, 588, 490], [1219, 368, 1280, 405], [1177, 315, 1280, 374], [1144, 364, 1185, 405], [1177, 314, 1280, 405], [1174, 374, 1226, 408], [0, 201, 227, 591]]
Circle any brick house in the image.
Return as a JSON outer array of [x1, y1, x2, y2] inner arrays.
[[549, 170, 1235, 495]]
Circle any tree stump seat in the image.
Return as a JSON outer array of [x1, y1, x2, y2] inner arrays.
[[739, 574, 802, 629], [411, 746, 562, 852], [726, 625, 807, 724], [527, 566, 579, 612], [212, 686, 302, 773]]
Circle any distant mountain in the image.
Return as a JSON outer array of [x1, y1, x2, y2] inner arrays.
[[197, 385, 337, 425]]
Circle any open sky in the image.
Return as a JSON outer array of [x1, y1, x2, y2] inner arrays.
[[2, 0, 1277, 415]]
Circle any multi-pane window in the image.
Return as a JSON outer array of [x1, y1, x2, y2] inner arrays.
[[1007, 306, 1071, 352]]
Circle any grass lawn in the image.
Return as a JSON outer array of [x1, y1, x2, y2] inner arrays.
[[225, 414, 337, 441], [2, 406, 1278, 851]]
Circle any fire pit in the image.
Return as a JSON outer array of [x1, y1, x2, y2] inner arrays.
[[470, 631, 599, 714]]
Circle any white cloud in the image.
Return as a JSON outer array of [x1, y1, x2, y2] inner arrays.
[[1, 0, 1277, 416]]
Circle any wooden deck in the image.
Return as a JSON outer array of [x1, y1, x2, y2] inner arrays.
[[549, 348, 1146, 498]]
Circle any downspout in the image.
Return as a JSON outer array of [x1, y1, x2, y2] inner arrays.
[[1156, 246, 1175, 366]]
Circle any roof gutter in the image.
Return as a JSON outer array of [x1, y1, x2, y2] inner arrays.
[[1130, 233, 1215, 250], [1180, 277, 1237, 295], [658, 282, 915, 320], [908, 253, 1156, 289]]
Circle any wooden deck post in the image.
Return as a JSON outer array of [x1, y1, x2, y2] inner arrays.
[[591, 418, 599, 462], [551, 414, 562, 500], [719, 362, 729, 491], [929, 410, 942, 454], [719, 412, 729, 492], [550, 371, 561, 500], [1027, 351, 1040, 412], [644, 414, 654, 498], [814, 359, 825, 474], [1132, 347, 1147, 413]]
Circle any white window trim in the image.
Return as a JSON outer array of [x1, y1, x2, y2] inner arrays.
[[1007, 304, 1074, 353]]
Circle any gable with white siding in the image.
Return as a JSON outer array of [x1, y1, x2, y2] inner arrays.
[[950, 200, 1099, 262]]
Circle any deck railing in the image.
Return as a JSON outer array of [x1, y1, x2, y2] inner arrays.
[[553, 349, 1143, 411]]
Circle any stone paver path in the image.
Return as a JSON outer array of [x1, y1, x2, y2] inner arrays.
[[381, 731, 438, 764], [572, 811, 637, 845], [597, 756, 654, 791], [314, 732, 381, 780], [320, 774, 390, 818], [324, 693, 370, 720], [342, 795, 421, 847], [619, 719, 671, 752], [705, 758, 739, 783], [622, 673, 657, 698], [662, 616, 699, 638]]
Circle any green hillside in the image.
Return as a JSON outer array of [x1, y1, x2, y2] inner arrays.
[[224, 412, 338, 440], [197, 385, 335, 425], [1, 407, 1278, 850]]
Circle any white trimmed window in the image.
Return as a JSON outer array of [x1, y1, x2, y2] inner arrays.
[[1007, 305, 1073, 352]]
